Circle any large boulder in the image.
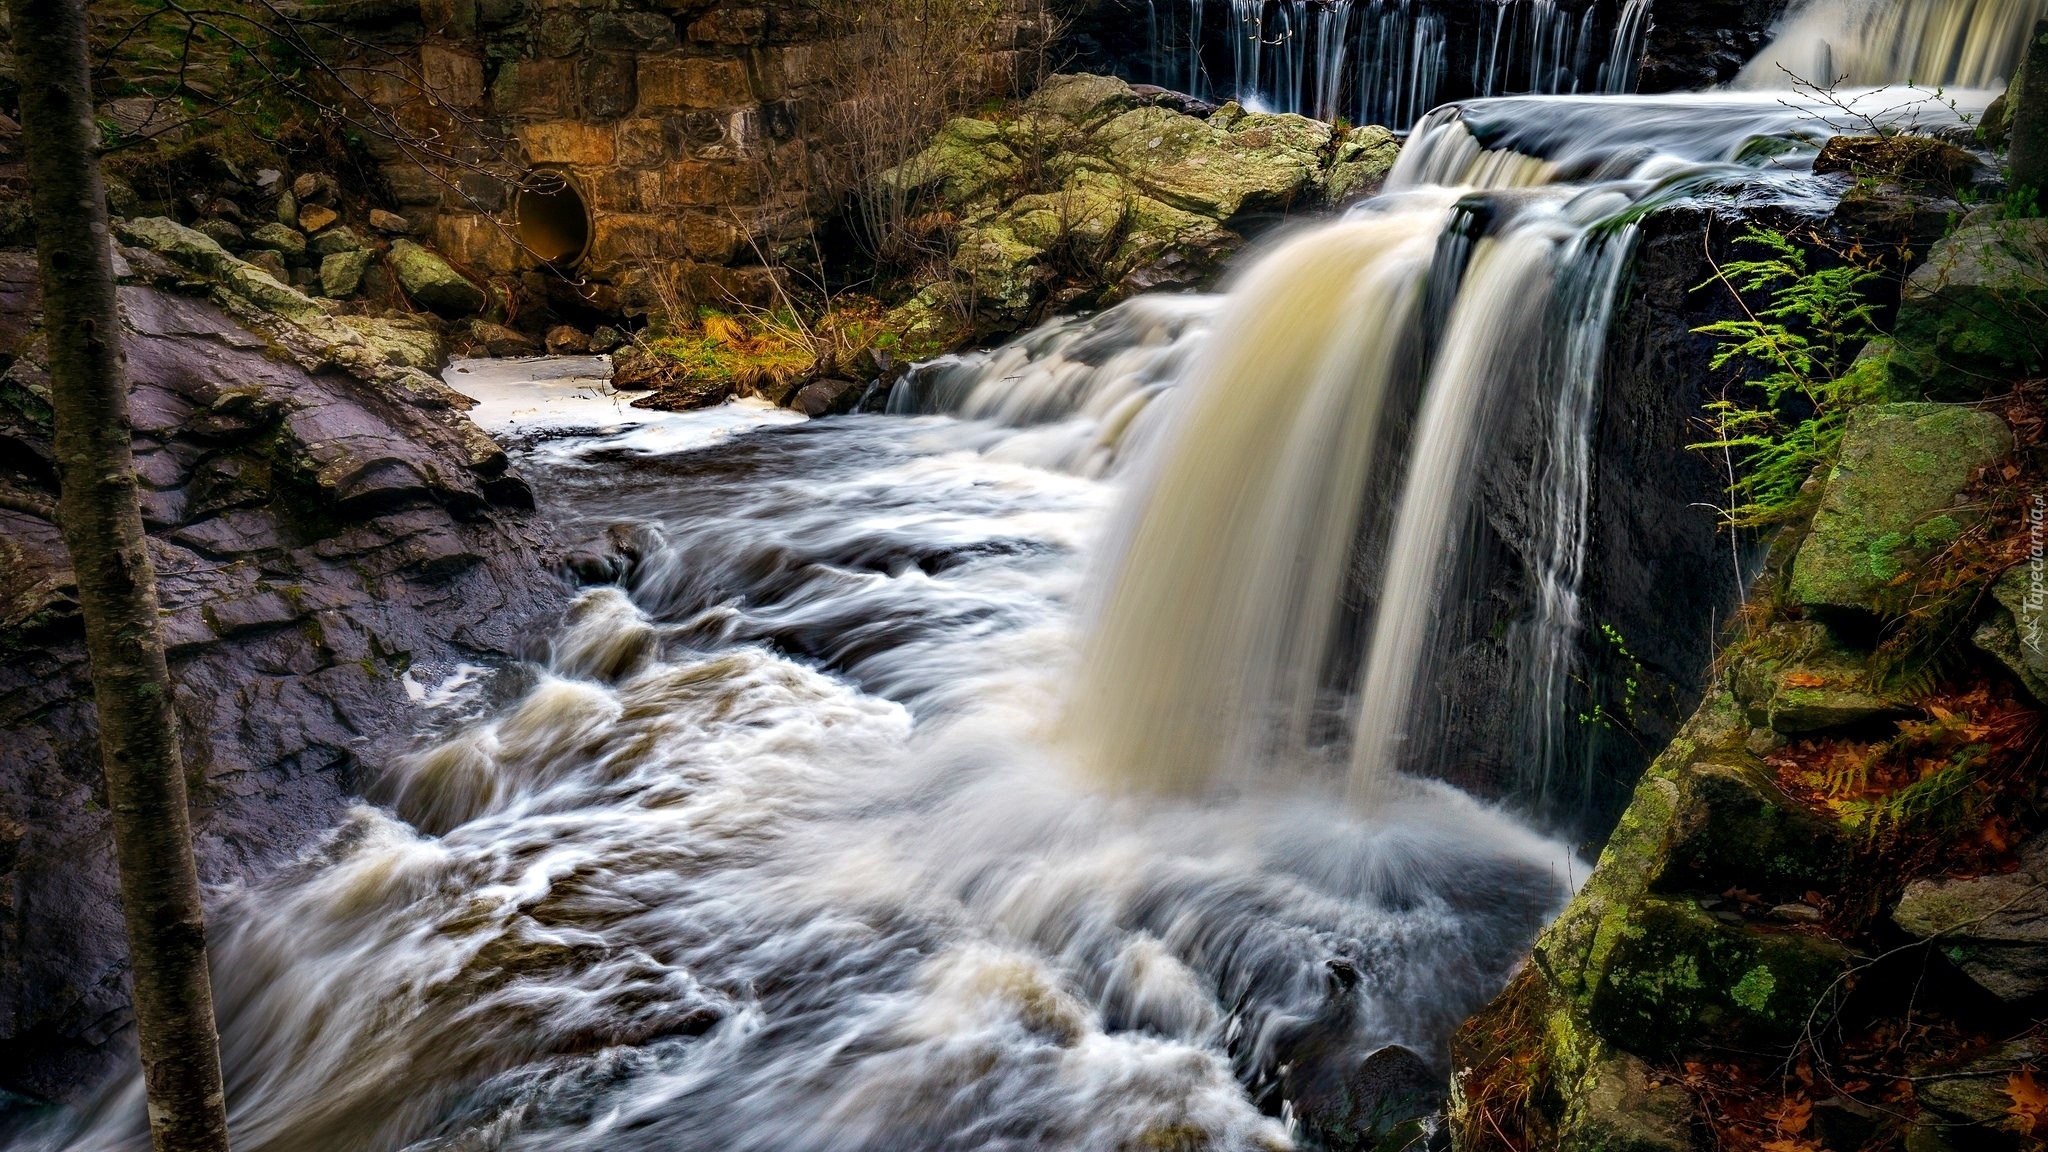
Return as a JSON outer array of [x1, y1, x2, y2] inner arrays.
[[1890, 218, 2048, 396], [387, 239, 486, 316], [0, 251, 560, 1102], [1894, 836, 2048, 1001], [1788, 403, 2012, 616], [1092, 103, 1327, 218]]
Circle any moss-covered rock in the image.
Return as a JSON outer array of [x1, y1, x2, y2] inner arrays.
[[388, 239, 486, 316], [1323, 126, 1403, 204], [1660, 755, 1849, 895], [1729, 621, 1913, 734], [1587, 896, 1851, 1051], [1890, 218, 2048, 397], [1788, 403, 2012, 616], [883, 116, 1022, 207], [1974, 566, 2048, 704], [1092, 103, 1326, 218]]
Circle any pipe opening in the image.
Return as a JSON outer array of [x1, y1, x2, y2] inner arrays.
[[515, 172, 592, 267]]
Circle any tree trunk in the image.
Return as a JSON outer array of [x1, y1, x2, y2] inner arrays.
[[2007, 18, 2048, 203], [7, 0, 233, 1148]]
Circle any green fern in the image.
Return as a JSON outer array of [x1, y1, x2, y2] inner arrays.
[[1690, 227, 1894, 527]]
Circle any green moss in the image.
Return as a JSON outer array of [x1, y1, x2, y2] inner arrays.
[[1730, 965, 1777, 1012]]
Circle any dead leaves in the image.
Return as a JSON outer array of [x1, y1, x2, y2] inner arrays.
[[2008, 1069, 2048, 1137]]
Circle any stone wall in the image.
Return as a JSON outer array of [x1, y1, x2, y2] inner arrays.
[[319, 0, 1041, 317]]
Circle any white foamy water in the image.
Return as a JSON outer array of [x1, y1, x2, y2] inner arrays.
[[24, 412, 1577, 1152]]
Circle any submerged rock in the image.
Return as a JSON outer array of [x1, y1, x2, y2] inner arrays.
[[1788, 403, 2012, 617]]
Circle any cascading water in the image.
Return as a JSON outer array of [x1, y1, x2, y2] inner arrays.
[[1147, 0, 1657, 125], [11, 4, 2020, 1151], [1737, 0, 2048, 89]]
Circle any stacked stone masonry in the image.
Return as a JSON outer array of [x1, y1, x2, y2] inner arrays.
[[325, 0, 1037, 313]]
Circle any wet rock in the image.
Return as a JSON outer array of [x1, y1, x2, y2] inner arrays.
[[544, 325, 589, 354], [389, 240, 486, 316], [369, 208, 413, 235], [1890, 219, 2048, 397], [1323, 125, 1402, 204], [1894, 836, 2048, 1001], [246, 222, 307, 262], [1789, 403, 2012, 617], [1974, 566, 2048, 703], [463, 320, 540, 358], [1568, 1050, 1697, 1152], [0, 264, 561, 1101], [297, 204, 340, 234], [1814, 135, 1983, 186], [320, 249, 373, 298], [792, 377, 862, 417]]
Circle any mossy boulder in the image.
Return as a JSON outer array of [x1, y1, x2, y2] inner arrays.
[[338, 315, 444, 370], [1587, 896, 1851, 1051], [1789, 403, 2012, 616], [1890, 218, 2048, 397], [116, 216, 326, 325], [1323, 125, 1403, 203], [320, 249, 373, 298], [1974, 566, 2048, 703], [246, 221, 308, 262], [883, 116, 1022, 207], [1093, 103, 1327, 218], [387, 239, 486, 316], [1023, 72, 1140, 127]]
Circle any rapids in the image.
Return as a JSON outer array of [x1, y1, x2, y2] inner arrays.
[[8, 1, 2026, 1149]]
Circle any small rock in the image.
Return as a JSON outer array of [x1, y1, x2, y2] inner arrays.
[[1770, 902, 1825, 924], [253, 168, 283, 197], [245, 222, 307, 262], [1810, 1096, 1885, 1152], [309, 227, 365, 257], [465, 320, 540, 358], [290, 266, 319, 289], [274, 189, 298, 228], [244, 249, 290, 283], [320, 249, 373, 298], [297, 204, 340, 234], [544, 325, 589, 354], [1974, 566, 2048, 704], [369, 208, 412, 235], [388, 240, 485, 316], [587, 325, 626, 353], [194, 218, 244, 248], [206, 198, 246, 224], [793, 377, 862, 417], [291, 172, 339, 206]]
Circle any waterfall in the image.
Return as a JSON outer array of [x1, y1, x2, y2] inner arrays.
[[1736, 0, 2048, 89], [1061, 209, 1442, 795], [1157, 0, 1659, 127]]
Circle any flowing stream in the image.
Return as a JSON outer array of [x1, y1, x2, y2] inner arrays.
[[14, 2, 2020, 1150]]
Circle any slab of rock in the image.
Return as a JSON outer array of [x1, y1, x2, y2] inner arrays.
[[1890, 218, 2048, 396], [297, 203, 340, 234], [1975, 566, 2048, 703], [1731, 621, 1913, 734], [309, 226, 365, 256], [1895, 837, 2048, 1000], [388, 239, 485, 316], [1789, 403, 2011, 616]]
